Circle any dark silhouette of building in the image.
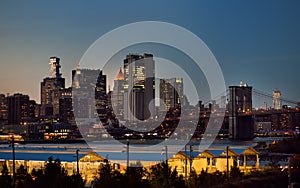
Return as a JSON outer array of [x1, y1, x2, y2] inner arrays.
[[95, 70, 107, 121], [0, 94, 8, 125], [228, 82, 254, 140], [59, 87, 73, 124], [7, 93, 35, 125]]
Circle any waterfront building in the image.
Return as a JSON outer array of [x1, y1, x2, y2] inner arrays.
[[0, 145, 260, 184]]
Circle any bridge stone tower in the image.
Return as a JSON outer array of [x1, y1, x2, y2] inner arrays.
[[228, 82, 254, 140]]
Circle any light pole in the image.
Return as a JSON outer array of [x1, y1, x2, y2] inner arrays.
[[76, 149, 79, 175], [189, 145, 193, 173], [226, 146, 229, 175], [163, 145, 168, 163], [185, 145, 187, 179], [126, 141, 129, 167], [122, 141, 129, 167], [9, 134, 16, 188]]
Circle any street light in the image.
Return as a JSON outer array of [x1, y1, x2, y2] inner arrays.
[[76, 149, 79, 175], [9, 134, 16, 187], [161, 146, 168, 163], [122, 141, 129, 167], [189, 145, 193, 173], [226, 146, 229, 176]]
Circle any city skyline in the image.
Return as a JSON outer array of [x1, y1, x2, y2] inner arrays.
[[1, 1, 300, 106]]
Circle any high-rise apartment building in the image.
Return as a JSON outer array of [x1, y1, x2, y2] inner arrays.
[[123, 54, 155, 121]]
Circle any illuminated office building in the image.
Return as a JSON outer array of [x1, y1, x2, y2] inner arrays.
[[123, 54, 155, 121]]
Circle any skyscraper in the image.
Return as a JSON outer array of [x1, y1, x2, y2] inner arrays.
[[7, 93, 32, 125], [160, 78, 183, 111], [72, 65, 107, 119], [228, 83, 254, 140], [59, 87, 73, 124], [95, 70, 107, 121], [123, 54, 155, 121], [40, 57, 65, 117], [112, 67, 125, 118], [0, 94, 8, 125], [272, 90, 281, 110]]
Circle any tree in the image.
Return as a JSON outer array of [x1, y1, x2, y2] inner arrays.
[[15, 164, 34, 188], [31, 157, 85, 188], [149, 162, 185, 188], [93, 159, 124, 188], [186, 170, 201, 188], [0, 163, 12, 188], [124, 166, 149, 188]]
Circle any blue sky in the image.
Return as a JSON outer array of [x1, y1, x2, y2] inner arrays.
[[0, 0, 300, 107]]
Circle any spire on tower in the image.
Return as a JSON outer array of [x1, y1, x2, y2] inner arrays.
[[115, 67, 124, 80]]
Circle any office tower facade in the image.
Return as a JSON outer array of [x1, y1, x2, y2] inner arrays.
[[7, 93, 33, 125], [59, 87, 73, 124], [228, 85, 254, 140], [123, 54, 155, 121], [272, 90, 281, 110], [72, 66, 107, 119], [0, 94, 8, 125], [41, 57, 65, 117], [112, 67, 125, 118], [95, 71, 107, 121], [160, 78, 183, 111]]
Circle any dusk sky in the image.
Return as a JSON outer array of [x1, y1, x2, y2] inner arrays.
[[0, 1, 300, 107]]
